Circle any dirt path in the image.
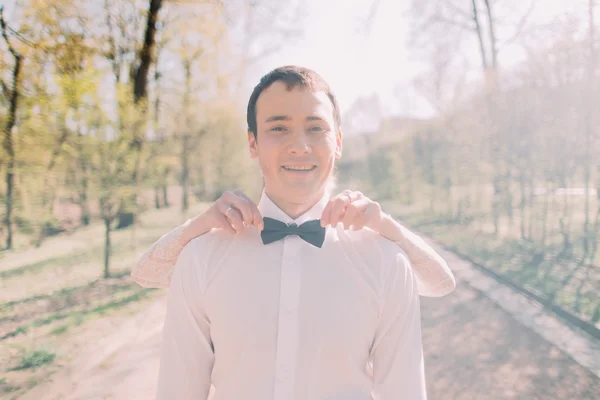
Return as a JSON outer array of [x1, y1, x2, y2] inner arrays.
[[24, 278, 600, 400], [421, 282, 599, 399], [21, 296, 167, 400]]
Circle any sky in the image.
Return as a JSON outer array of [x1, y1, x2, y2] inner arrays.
[[1, 0, 594, 124], [248, 0, 425, 118], [247, 0, 594, 120]]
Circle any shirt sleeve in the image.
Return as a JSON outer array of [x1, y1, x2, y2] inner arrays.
[[370, 252, 427, 400], [130, 224, 186, 288], [393, 224, 456, 298], [156, 240, 214, 400]]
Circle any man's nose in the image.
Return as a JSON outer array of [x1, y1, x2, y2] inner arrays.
[[288, 131, 311, 154]]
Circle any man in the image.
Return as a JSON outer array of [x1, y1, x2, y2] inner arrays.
[[153, 66, 449, 399]]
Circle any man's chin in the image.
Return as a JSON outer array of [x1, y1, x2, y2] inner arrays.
[[273, 183, 326, 202], [285, 187, 320, 200]]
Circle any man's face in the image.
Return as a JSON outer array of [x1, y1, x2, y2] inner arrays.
[[248, 81, 342, 204]]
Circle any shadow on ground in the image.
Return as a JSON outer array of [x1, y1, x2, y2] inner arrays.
[[421, 282, 600, 399]]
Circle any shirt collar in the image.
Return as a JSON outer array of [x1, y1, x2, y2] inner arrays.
[[258, 190, 330, 225]]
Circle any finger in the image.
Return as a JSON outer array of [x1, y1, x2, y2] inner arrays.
[[341, 203, 361, 230], [321, 190, 349, 226], [214, 213, 236, 234], [327, 198, 347, 226], [234, 190, 263, 230], [222, 191, 253, 227], [320, 201, 332, 227], [322, 192, 348, 226], [217, 202, 244, 233], [341, 198, 370, 230], [350, 210, 370, 231], [329, 192, 358, 226], [252, 203, 264, 230], [320, 199, 333, 227], [354, 202, 381, 230]]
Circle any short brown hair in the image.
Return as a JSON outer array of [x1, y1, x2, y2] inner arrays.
[[246, 65, 341, 138]]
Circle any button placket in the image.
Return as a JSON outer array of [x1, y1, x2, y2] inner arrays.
[[272, 237, 302, 400]]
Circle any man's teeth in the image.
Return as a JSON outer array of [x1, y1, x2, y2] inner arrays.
[[283, 166, 315, 171]]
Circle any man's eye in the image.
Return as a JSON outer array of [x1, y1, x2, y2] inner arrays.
[[270, 126, 286, 132], [308, 126, 325, 132]]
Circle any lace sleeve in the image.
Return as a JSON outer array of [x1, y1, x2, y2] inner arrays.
[[394, 226, 456, 297], [131, 224, 187, 288]]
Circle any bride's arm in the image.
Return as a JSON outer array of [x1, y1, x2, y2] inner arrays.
[[130, 219, 206, 288], [132, 216, 456, 297], [378, 213, 456, 297]]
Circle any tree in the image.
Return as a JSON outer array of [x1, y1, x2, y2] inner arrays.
[[0, 6, 23, 250], [112, 0, 164, 229]]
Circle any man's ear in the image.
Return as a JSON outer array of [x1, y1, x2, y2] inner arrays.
[[248, 131, 259, 158], [335, 129, 343, 159]]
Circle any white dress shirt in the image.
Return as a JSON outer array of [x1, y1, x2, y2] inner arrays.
[[156, 191, 427, 400]]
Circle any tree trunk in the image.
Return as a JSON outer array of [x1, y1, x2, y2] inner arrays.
[[104, 217, 111, 278], [519, 171, 527, 240], [117, 0, 163, 229], [559, 178, 571, 255], [133, 0, 163, 103], [77, 129, 91, 226], [528, 174, 535, 240], [79, 176, 91, 225], [162, 182, 169, 207], [154, 186, 161, 209], [471, 0, 488, 71], [583, 0, 596, 256], [181, 135, 190, 213], [492, 174, 501, 236], [541, 182, 551, 248], [483, 0, 498, 69], [0, 8, 22, 250], [589, 174, 600, 264], [505, 168, 514, 225]]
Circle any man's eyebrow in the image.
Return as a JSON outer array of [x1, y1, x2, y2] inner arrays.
[[306, 116, 327, 122], [265, 115, 292, 123]]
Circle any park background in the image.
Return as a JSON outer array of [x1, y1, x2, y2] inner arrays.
[[0, 0, 599, 398]]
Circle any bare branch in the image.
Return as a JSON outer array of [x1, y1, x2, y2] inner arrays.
[[363, 0, 382, 33], [445, 1, 475, 21], [0, 6, 21, 61], [0, 80, 9, 100], [104, 0, 121, 81], [483, 0, 498, 68], [497, 0, 536, 52], [432, 14, 475, 31], [472, 0, 488, 70]]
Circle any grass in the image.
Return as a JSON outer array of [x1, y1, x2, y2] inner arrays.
[[2, 326, 29, 340], [10, 350, 56, 371], [1, 286, 154, 340], [0, 200, 210, 398], [49, 325, 69, 336], [0, 279, 133, 313], [383, 196, 600, 326]]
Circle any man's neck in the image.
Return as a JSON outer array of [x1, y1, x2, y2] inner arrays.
[[264, 189, 326, 220]]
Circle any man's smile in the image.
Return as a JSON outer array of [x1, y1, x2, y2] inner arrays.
[[281, 165, 317, 172]]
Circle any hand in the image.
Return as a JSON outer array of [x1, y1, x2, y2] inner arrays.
[[186, 190, 263, 238], [320, 190, 384, 232]]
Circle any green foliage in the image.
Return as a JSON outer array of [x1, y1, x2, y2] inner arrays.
[[12, 349, 56, 371], [2, 326, 28, 339], [49, 324, 69, 336]]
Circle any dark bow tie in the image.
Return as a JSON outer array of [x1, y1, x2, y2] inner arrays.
[[260, 217, 326, 248]]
